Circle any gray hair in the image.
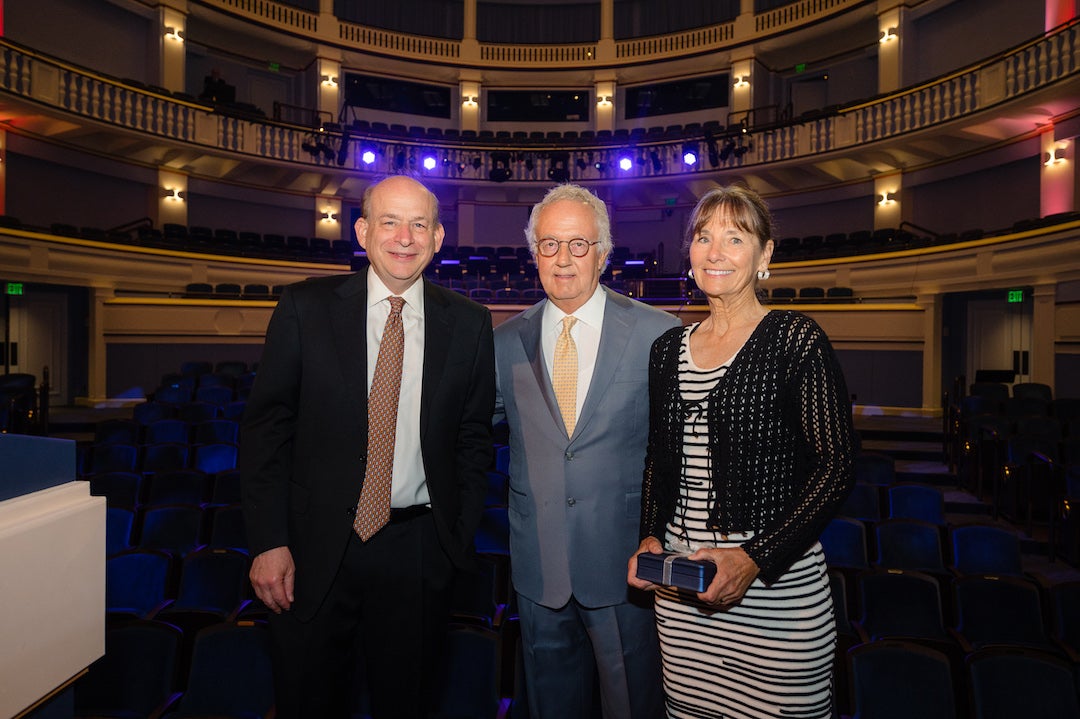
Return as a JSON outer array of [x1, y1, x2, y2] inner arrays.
[[524, 184, 613, 266]]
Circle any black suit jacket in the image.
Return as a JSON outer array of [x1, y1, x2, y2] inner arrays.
[[241, 270, 495, 621]]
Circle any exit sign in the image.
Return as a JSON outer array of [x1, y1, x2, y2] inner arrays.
[[1007, 289, 1024, 303], [5, 282, 22, 296]]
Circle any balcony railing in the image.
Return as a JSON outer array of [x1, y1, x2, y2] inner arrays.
[[205, 0, 863, 69], [0, 18, 1076, 186]]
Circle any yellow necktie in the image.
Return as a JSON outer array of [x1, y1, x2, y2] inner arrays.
[[553, 316, 579, 436]]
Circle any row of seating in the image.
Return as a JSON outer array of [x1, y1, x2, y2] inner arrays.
[[830, 566, 1080, 667], [822, 517, 1036, 581], [75, 616, 508, 719], [130, 399, 246, 425], [948, 382, 1080, 560], [83, 441, 238, 477], [338, 117, 734, 146], [92, 467, 240, 511], [96, 417, 239, 447], [8, 208, 1076, 291], [837, 639, 1079, 718]]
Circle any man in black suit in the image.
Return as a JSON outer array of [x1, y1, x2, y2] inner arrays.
[[241, 175, 495, 718]]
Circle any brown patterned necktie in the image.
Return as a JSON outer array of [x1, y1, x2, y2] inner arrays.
[[553, 315, 579, 436], [354, 295, 405, 540]]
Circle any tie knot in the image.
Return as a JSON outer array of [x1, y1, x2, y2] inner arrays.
[[388, 296, 405, 314], [561, 316, 577, 335]]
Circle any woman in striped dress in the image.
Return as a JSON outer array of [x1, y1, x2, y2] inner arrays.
[[628, 184, 858, 719]]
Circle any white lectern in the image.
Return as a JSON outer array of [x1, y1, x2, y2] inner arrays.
[[0, 434, 105, 719]]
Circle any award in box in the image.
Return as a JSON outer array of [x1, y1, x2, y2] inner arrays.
[[636, 552, 717, 593]]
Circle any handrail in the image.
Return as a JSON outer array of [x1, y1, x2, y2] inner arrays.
[[198, 0, 865, 69]]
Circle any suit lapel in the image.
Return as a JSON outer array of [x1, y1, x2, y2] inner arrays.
[[330, 269, 370, 417], [518, 300, 566, 435], [421, 279, 453, 444], [575, 288, 634, 438]]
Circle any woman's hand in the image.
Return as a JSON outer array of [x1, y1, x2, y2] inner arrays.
[[691, 546, 759, 606], [627, 536, 665, 591]]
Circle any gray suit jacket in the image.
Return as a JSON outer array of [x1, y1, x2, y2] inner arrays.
[[494, 287, 680, 608]]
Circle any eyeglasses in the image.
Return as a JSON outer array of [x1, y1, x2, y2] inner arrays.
[[535, 239, 600, 257]]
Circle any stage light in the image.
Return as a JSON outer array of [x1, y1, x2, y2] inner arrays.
[[618, 156, 633, 172], [719, 140, 735, 162], [422, 154, 438, 171], [682, 144, 698, 166], [361, 149, 377, 165]]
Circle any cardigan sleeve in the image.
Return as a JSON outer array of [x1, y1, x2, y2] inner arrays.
[[639, 326, 683, 542], [740, 318, 858, 583]]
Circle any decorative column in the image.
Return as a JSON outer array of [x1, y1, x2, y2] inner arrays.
[[1031, 283, 1056, 388], [85, 287, 112, 404], [315, 196, 342, 240], [917, 293, 942, 412], [594, 78, 615, 133], [873, 174, 902, 230], [876, 4, 909, 94], [158, 170, 188, 228], [317, 57, 342, 126], [159, 5, 187, 93], [730, 58, 754, 124], [460, 77, 481, 133], [0, 130, 7, 216], [1040, 131, 1073, 217]]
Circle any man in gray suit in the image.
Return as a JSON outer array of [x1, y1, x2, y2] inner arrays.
[[494, 184, 678, 719]]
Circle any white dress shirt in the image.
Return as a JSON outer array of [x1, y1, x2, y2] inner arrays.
[[541, 284, 607, 422], [366, 271, 429, 508]]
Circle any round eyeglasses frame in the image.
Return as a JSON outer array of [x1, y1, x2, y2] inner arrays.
[[535, 239, 600, 257]]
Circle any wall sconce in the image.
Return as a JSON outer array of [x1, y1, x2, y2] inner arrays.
[[163, 188, 185, 202], [879, 27, 898, 43], [734, 76, 749, 88], [164, 26, 184, 42], [321, 75, 338, 87], [878, 191, 897, 206], [1044, 147, 1067, 166], [462, 96, 478, 108], [596, 95, 612, 108], [320, 211, 338, 223]]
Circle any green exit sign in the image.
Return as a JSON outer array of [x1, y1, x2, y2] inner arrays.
[[1007, 289, 1024, 303], [5, 282, 22, 296]]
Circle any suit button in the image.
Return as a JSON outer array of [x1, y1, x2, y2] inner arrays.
[[565, 451, 574, 460], [345, 506, 356, 516], [567, 497, 576, 507], [359, 454, 367, 464]]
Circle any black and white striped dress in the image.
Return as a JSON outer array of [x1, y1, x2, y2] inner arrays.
[[654, 324, 836, 719]]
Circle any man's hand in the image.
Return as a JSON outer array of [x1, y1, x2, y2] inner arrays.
[[250, 546, 296, 614]]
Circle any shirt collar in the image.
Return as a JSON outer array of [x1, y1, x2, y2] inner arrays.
[[543, 284, 606, 334], [367, 269, 424, 312]]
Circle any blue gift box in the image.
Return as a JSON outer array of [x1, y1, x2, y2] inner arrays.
[[636, 552, 717, 593]]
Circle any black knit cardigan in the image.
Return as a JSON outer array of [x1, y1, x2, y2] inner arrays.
[[639, 310, 858, 584]]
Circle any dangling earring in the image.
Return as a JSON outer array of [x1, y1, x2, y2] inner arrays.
[[757, 269, 770, 281], [687, 268, 694, 279]]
